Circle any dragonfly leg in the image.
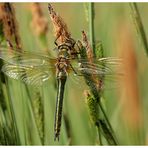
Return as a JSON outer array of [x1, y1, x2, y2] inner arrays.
[[69, 64, 77, 75], [69, 64, 82, 76], [74, 40, 84, 54], [6, 40, 13, 48], [54, 35, 61, 47]]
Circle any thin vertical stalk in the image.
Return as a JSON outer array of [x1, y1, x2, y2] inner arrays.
[[21, 84, 28, 145], [98, 103, 118, 145], [25, 86, 43, 145], [129, 3, 148, 56], [5, 77, 21, 145], [97, 124, 102, 145], [99, 119, 117, 145], [88, 3, 96, 56], [80, 38, 118, 145], [95, 42, 116, 141]]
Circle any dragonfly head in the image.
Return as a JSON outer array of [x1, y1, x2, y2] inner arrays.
[[57, 38, 77, 57]]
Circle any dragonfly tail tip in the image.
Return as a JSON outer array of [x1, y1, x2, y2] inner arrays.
[[54, 133, 60, 141]]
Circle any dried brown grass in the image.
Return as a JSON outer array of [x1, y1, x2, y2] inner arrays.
[[0, 3, 21, 49], [117, 22, 142, 129], [30, 3, 48, 37]]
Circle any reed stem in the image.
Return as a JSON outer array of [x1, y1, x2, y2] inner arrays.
[[5, 77, 21, 144], [88, 3, 96, 56], [129, 3, 148, 56], [96, 120, 103, 145], [98, 103, 118, 145]]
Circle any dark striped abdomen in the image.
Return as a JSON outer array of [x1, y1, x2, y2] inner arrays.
[[54, 76, 67, 141]]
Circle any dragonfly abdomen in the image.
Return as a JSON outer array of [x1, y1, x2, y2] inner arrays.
[[54, 76, 67, 141]]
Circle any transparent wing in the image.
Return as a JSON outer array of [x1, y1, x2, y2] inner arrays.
[[2, 63, 52, 86], [71, 57, 123, 76], [69, 57, 123, 90], [68, 73, 121, 90], [0, 47, 56, 68]]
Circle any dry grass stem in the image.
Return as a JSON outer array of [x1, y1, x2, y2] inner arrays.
[[0, 3, 21, 49], [117, 23, 142, 129]]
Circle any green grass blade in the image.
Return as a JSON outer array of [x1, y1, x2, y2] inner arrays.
[[129, 3, 148, 56]]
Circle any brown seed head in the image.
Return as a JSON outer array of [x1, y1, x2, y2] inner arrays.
[[48, 3, 71, 44], [82, 30, 94, 63], [30, 3, 48, 36], [0, 3, 21, 49]]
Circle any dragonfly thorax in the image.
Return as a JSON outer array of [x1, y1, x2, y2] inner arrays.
[[58, 49, 70, 59], [57, 38, 78, 58], [58, 38, 75, 51], [55, 57, 69, 78]]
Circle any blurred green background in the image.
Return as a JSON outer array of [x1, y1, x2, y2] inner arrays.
[[0, 3, 148, 145]]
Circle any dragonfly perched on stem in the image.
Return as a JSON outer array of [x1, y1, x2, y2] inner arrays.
[[0, 38, 122, 141]]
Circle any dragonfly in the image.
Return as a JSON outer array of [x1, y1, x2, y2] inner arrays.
[[0, 38, 122, 141]]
